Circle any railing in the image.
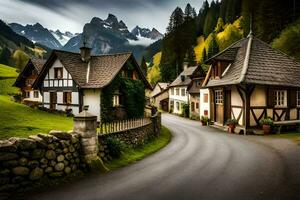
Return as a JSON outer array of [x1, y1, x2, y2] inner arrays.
[[99, 117, 152, 135]]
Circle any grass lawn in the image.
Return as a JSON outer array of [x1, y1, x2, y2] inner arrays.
[[0, 95, 73, 140], [0, 64, 19, 78], [271, 133, 300, 145], [106, 126, 172, 170]]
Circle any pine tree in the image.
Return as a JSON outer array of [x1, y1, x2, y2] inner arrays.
[[215, 18, 225, 33], [140, 56, 147, 76], [203, 0, 220, 37], [185, 46, 196, 66], [201, 48, 207, 63], [197, 0, 209, 35], [207, 33, 219, 59], [167, 7, 184, 33]]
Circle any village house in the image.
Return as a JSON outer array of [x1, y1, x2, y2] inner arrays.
[[187, 66, 206, 118], [168, 64, 201, 115], [14, 58, 45, 105], [33, 46, 152, 122], [150, 82, 169, 112], [202, 33, 300, 134]]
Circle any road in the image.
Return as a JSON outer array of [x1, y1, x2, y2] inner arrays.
[[24, 114, 300, 200]]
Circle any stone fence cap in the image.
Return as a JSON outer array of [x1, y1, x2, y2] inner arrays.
[[74, 110, 97, 119]]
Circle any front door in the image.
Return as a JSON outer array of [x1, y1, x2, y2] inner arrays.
[[215, 90, 224, 125], [50, 92, 57, 110]]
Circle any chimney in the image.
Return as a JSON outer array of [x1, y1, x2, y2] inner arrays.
[[80, 36, 91, 62], [183, 61, 189, 71], [80, 46, 91, 63]]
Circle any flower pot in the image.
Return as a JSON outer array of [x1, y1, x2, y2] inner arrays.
[[262, 124, 271, 135], [201, 121, 207, 126], [228, 124, 236, 133]]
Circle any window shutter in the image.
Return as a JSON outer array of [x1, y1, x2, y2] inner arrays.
[[289, 89, 296, 108], [267, 88, 275, 108]]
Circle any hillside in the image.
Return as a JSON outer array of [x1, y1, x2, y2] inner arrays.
[[0, 64, 19, 78]]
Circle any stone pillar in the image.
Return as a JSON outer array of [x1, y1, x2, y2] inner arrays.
[[74, 106, 108, 172], [151, 112, 161, 137]]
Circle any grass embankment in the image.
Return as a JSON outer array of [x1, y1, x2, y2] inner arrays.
[[271, 133, 300, 145], [0, 95, 73, 139], [106, 126, 172, 170], [0, 64, 73, 139]]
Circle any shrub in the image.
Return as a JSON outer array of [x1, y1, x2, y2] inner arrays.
[[181, 103, 189, 118], [201, 116, 209, 123], [190, 114, 200, 121], [106, 137, 127, 158], [226, 119, 238, 126], [259, 118, 273, 126]]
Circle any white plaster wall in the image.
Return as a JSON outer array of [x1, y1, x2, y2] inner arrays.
[[251, 86, 266, 107], [172, 100, 182, 114], [290, 109, 297, 120], [169, 86, 188, 103], [44, 92, 50, 103], [57, 92, 63, 104], [72, 92, 79, 105], [200, 89, 210, 118], [231, 86, 243, 106], [83, 89, 101, 121], [44, 59, 73, 87]]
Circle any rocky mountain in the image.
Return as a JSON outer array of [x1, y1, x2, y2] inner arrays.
[[50, 30, 78, 46], [131, 26, 163, 40], [63, 14, 163, 60], [9, 23, 63, 49]]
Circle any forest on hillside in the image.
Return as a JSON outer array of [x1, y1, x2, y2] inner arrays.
[[147, 0, 300, 85]]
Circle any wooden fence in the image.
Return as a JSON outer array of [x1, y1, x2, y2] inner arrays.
[[99, 117, 152, 134]]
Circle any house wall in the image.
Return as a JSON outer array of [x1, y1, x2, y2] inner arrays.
[[169, 86, 188, 114], [83, 89, 101, 121], [153, 90, 169, 111], [189, 94, 200, 117], [42, 59, 80, 115], [200, 89, 210, 118], [231, 86, 244, 125]]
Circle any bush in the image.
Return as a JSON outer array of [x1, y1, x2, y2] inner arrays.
[[190, 114, 200, 121], [259, 118, 273, 126], [201, 116, 209, 123], [106, 137, 127, 158], [181, 103, 189, 118]]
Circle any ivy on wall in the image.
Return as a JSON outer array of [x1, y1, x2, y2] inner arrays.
[[101, 73, 145, 122]]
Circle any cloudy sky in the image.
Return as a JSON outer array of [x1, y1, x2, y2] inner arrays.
[[0, 0, 208, 34]]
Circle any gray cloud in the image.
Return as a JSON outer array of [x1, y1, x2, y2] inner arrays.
[[1, 0, 207, 33]]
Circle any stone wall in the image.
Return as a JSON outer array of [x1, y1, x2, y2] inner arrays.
[[98, 113, 161, 161], [0, 131, 84, 194]]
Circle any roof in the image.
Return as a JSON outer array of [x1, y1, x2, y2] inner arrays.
[[157, 82, 169, 90], [169, 66, 198, 87], [205, 34, 300, 88], [31, 58, 46, 73], [13, 58, 46, 87], [34, 50, 152, 90], [188, 78, 204, 94]]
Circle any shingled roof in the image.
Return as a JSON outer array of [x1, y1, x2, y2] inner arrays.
[[34, 50, 152, 89], [205, 34, 300, 88], [169, 66, 198, 87], [31, 58, 46, 73]]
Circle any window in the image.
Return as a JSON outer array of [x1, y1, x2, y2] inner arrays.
[[34, 91, 39, 98], [181, 88, 186, 96], [176, 88, 180, 96], [113, 95, 119, 107], [196, 103, 199, 109], [63, 92, 72, 105], [274, 90, 287, 107], [176, 102, 180, 111], [204, 94, 209, 103], [191, 102, 195, 111], [54, 68, 63, 79], [170, 100, 174, 110], [196, 80, 201, 86], [297, 91, 300, 106], [171, 88, 174, 95], [215, 90, 223, 104], [24, 91, 30, 98], [26, 79, 34, 86]]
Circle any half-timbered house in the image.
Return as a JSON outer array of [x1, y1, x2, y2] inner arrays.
[[33, 46, 152, 121], [14, 58, 45, 104], [150, 82, 170, 112], [202, 33, 300, 134]]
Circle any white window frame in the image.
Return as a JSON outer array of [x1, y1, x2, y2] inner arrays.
[[297, 91, 300, 107], [171, 88, 174, 95], [274, 90, 287, 108], [113, 95, 119, 107], [215, 90, 223, 105], [181, 88, 186, 97], [176, 102, 180, 111], [176, 88, 180, 96], [33, 91, 39, 98]]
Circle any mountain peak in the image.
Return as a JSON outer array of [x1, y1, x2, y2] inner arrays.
[[106, 14, 118, 25]]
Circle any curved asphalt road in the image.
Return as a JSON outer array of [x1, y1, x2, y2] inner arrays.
[[23, 114, 300, 200]]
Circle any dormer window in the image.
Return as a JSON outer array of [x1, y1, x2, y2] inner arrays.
[[54, 68, 63, 79]]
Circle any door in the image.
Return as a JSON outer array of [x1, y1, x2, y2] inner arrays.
[[225, 90, 232, 123], [50, 92, 57, 110], [215, 90, 224, 125]]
